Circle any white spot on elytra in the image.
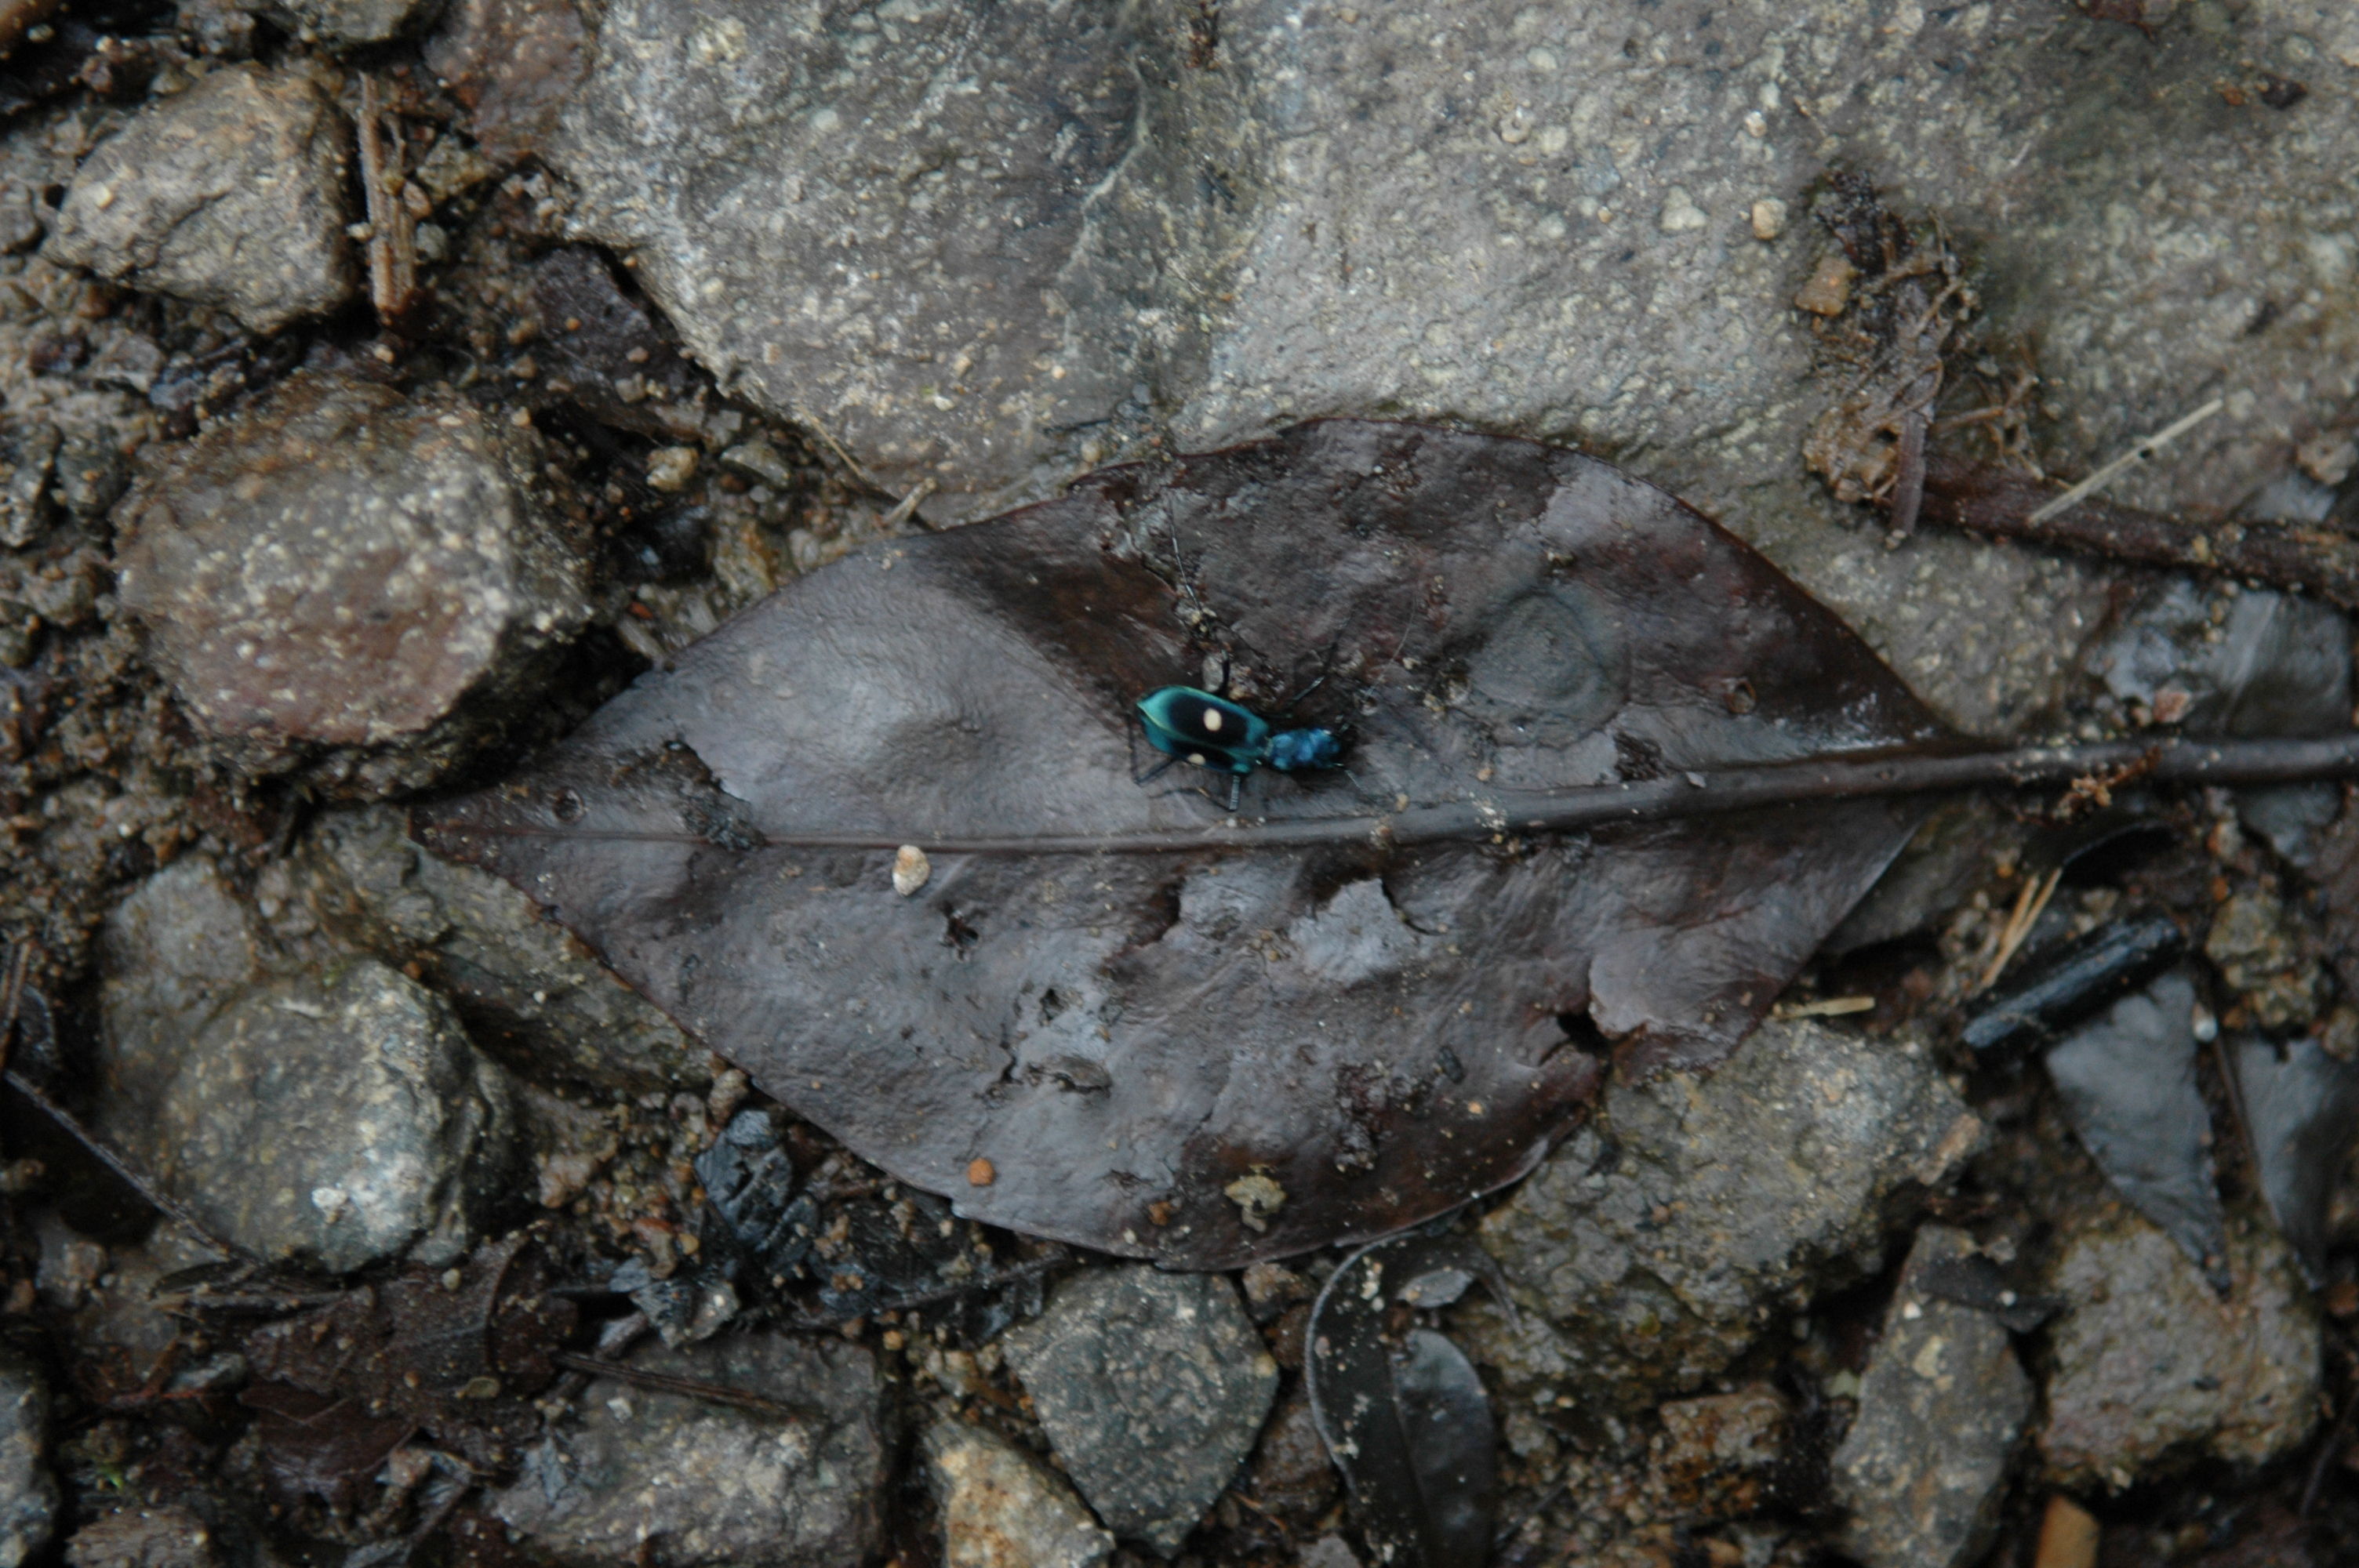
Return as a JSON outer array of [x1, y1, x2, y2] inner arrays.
[[1202, 706, 1223, 732]]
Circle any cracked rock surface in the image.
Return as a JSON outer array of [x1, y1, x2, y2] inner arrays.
[[1465, 1018, 1981, 1414], [45, 64, 354, 333]]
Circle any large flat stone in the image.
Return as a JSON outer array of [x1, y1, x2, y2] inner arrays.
[[547, 1, 2359, 735]]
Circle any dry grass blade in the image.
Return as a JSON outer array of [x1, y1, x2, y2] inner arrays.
[[1976, 865, 2062, 993]]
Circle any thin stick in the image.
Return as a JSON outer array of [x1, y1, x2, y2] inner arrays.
[[2029, 398, 2224, 523], [1887, 406, 1928, 539], [432, 733, 2359, 859], [879, 476, 938, 532], [355, 74, 417, 324], [2, 1070, 256, 1263], [550, 1352, 827, 1421], [1975, 864, 2061, 993], [1919, 455, 2359, 611], [1771, 995, 1876, 1020]]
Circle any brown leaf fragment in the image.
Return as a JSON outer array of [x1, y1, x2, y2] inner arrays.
[[238, 1233, 577, 1504]]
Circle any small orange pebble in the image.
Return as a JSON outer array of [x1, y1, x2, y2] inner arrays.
[[626, 601, 655, 620], [966, 1157, 995, 1187], [1147, 1200, 1175, 1226]]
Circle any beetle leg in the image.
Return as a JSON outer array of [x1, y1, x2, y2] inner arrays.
[[1129, 714, 1180, 786], [1226, 772, 1243, 813]]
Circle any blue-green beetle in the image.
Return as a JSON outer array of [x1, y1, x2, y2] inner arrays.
[[1132, 684, 1343, 811]]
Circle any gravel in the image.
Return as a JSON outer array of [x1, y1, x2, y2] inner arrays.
[[922, 1420, 1113, 1568], [1003, 1266, 1279, 1555], [96, 857, 518, 1272], [0, 1352, 53, 1568], [1831, 1225, 2034, 1568], [44, 64, 354, 333], [112, 368, 591, 796], [1466, 1018, 1981, 1414], [2039, 1203, 2321, 1490], [489, 1332, 885, 1567]]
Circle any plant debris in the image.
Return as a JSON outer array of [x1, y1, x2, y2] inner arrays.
[[418, 419, 1952, 1265]]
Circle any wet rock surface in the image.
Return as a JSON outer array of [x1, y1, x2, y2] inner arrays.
[[0, 1352, 54, 1568], [2040, 1203, 2320, 1489], [62, 1507, 216, 1568], [1469, 1018, 1981, 1410], [45, 64, 354, 332], [543, 0, 2359, 735], [113, 368, 591, 795], [278, 0, 434, 48], [923, 1420, 1112, 1568], [1004, 1267, 1278, 1553], [488, 1333, 885, 1567], [97, 857, 518, 1271], [1832, 1225, 2034, 1568]]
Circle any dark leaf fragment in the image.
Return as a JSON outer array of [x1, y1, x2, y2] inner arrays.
[[418, 420, 1945, 1265], [1307, 1233, 1502, 1568], [238, 1233, 577, 1504], [2230, 1036, 2359, 1285], [2043, 971, 2230, 1290]]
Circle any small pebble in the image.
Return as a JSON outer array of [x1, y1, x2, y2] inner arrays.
[[645, 446, 699, 492], [967, 1157, 996, 1186], [892, 844, 931, 896], [1751, 197, 1788, 241]]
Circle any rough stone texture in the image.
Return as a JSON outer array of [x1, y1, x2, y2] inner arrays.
[[63, 1507, 216, 1568], [1004, 1267, 1279, 1554], [278, 0, 434, 46], [45, 64, 354, 332], [923, 1420, 1112, 1568], [2039, 1203, 2320, 1490], [97, 857, 517, 1272], [113, 368, 590, 797], [1648, 1385, 1792, 1524], [0, 1352, 53, 1568], [489, 1334, 885, 1567], [1831, 1226, 2033, 1568], [1468, 1018, 1980, 1413], [292, 806, 707, 1094], [551, 0, 2359, 735]]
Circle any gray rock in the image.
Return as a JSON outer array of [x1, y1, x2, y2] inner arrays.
[[1003, 1266, 1279, 1555], [1831, 1226, 2032, 1568], [489, 1333, 885, 1567], [113, 368, 590, 797], [2039, 1203, 2319, 1490], [276, 0, 432, 46], [923, 1420, 1112, 1568], [45, 64, 354, 332], [2044, 971, 2229, 1281], [292, 806, 707, 1094], [0, 422, 56, 550], [0, 1350, 55, 1568], [98, 857, 517, 1272], [1469, 1018, 1980, 1414], [550, 0, 2359, 735]]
